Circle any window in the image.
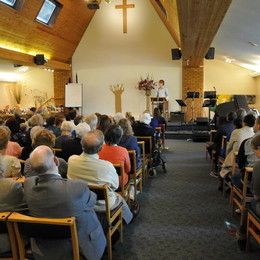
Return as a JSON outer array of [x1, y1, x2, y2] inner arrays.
[[0, 0, 17, 7], [36, 0, 62, 26]]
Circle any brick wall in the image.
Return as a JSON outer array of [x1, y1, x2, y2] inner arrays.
[[182, 62, 204, 122], [54, 70, 72, 106]]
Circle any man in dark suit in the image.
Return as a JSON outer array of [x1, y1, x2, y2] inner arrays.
[[0, 176, 27, 254], [24, 145, 106, 260]]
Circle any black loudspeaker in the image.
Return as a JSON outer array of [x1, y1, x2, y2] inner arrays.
[[34, 54, 46, 65], [205, 47, 215, 60], [171, 48, 182, 60]]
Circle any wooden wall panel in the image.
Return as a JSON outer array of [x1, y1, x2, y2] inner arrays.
[[0, 0, 95, 63], [54, 70, 71, 106]]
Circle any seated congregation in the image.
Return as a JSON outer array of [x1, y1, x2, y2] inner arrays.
[[0, 107, 166, 259], [207, 108, 260, 250]]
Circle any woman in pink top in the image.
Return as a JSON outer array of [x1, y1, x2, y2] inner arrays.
[[99, 124, 131, 186], [3, 127, 22, 158]]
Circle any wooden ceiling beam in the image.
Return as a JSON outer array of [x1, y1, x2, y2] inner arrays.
[[177, 0, 232, 67], [150, 0, 181, 47], [0, 47, 71, 71]]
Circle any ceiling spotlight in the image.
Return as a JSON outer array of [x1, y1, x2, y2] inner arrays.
[[248, 41, 258, 47], [86, 0, 101, 9]]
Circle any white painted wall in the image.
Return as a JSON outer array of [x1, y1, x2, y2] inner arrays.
[[204, 59, 256, 95], [72, 0, 181, 117]]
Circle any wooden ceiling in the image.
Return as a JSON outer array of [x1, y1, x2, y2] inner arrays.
[[150, 0, 232, 67], [150, 0, 180, 47], [176, 0, 232, 67], [0, 0, 95, 68]]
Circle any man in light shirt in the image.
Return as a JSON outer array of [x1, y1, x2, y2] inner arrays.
[[67, 130, 133, 224], [156, 79, 169, 100]]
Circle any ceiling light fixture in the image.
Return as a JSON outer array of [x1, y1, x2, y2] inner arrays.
[[248, 41, 258, 47]]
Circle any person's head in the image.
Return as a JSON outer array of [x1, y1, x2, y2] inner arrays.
[[32, 129, 56, 149], [55, 116, 64, 128], [113, 113, 125, 124], [251, 135, 260, 159], [46, 116, 55, 127], [118, 118, 133, 136], [153, 107, 161, 117], [140, 113, 151, 125], [75, 122, 91, 139], [30, 145, 59, 175], [28, 114, 44, 128], [0, 126, 10, 151], [60, 121, 74, 135], [158, 79, 164, 88], [97, 115, 112, 134], [68, 110, 77, 121], [85, 114, 98, 130], [254, 116, 260, 133], [236, 108, 247, 120], [218, 116, 227, 126], [5, 117, 20, 134], [74, 115, 83, 126], [125, 112, 135, 125], [233, 118, 243, 129], [243, 114, 256, 127], [104, 125, 123, 145], [81, 130, 104, 154], [227, 111, 237, 122]]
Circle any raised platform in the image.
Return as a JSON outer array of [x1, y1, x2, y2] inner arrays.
[[165, 122, 210, 141]]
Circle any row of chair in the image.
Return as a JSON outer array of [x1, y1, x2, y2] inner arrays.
[[205, 133, 260, 251]]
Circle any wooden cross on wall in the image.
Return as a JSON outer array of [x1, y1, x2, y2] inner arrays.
[[115, 0, 135, 33]]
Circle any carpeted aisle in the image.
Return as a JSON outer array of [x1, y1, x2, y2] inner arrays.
[[113, 140, 260, 259]]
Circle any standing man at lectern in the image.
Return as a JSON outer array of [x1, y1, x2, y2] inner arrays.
[[156, 79, 169, 114], [156, 80, 169, 100]]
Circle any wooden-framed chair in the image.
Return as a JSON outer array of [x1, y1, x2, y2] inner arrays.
[[137, 141, 148, 180], [136, 136, 153, 157], [7, 212, 80, 260], [52, 148, 62, 157], [88, 184, 123, 260], [113, 164, 130, 203], [19, 160, 25, 176], [246, 209, 260, 251], [205, 129, 216, 160], [128, 150, 142, 200], [158, 124, 166, 149], [136, 136, 153, 178], [231, 167, 254, 224], [0, 212, 18, 260]]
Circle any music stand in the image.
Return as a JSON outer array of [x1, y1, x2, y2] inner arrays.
[[203, 99, 217, 122], [204, 91, 216, 99], [186, 92, 200, 122], [176, 99, 187, 107]]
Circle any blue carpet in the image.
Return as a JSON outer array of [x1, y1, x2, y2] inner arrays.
[[113, 140, 260, 259]]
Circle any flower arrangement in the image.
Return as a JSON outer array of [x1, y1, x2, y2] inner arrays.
[[138, 75, 157, 92]]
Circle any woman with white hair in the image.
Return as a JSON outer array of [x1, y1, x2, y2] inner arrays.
[[55, 121, 74, 148], [61, 122, 91, 161], [84, 114, 98, 130]]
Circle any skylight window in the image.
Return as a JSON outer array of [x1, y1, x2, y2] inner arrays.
[[0, 0, 17, 7], [36, 0, 61, 26]]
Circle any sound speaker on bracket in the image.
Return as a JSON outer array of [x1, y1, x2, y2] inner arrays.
[[205, 47, 215, 60], [171, 48, 182, 60], [34, 54, 46, 65]]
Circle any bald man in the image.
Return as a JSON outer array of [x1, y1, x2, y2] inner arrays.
[[24, 145, 106, 260], [68, 130, 133, 224]]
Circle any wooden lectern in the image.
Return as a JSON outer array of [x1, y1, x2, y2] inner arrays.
[[151, 97, 169, 119]]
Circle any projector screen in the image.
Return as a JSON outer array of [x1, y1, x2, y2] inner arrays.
[[65, 83, 83, 107]]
